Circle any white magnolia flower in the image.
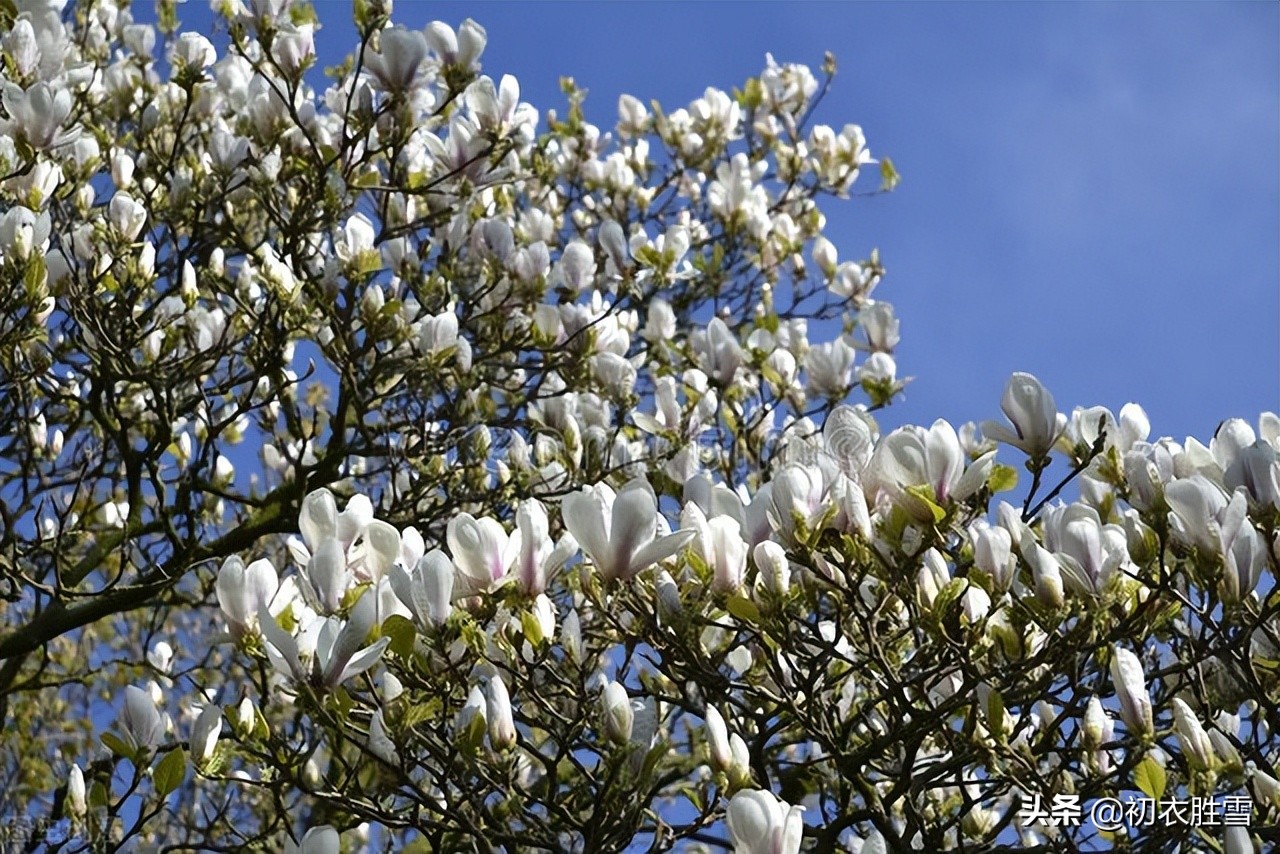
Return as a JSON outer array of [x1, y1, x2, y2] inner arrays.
[[216, 556, 279, 639], [768, 465, 830, 546], [804, 338, 857, 398], [870, 419, 992, 516], [705, 706, 732, 772], [259, 590, 389, 688], [447, 512, 519, 596], [108, 192, 148, 240], [191, 703, 223, 767], [0, 206, 50, 260], [725, 789, 804, 854], [982, 372, 1064, 459], [118, 685, 166, 756], [1, 81, 77, 149], [172, 32, 216, 69], [1041, 503, 1128, 598], [425, 18, 486, 70], [708, 516, 748, 594], [559, 240, 597, 293], [695, 318, 744, 385], [1110, 646, 1152, 737], [67, 764, 86, 816], [752, 540, 791, 597], [971, 523, 1015, 593], [562, 479, 693, 582], [364, 27, 428, 92], [1165, 475, 1264, 602], [601, 680, 633, 746], [483, 673, 516, 751], [389, 549, 454, 629], [1170, 698, 1214, 770], [272, 23, 315, 75]]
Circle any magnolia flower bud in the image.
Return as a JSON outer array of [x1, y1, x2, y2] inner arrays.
[[67, 764, 86, 817], [382, 671, 404, 704], [173, 32, 216, 69], [705, 706, 732, 773], [601, 680, 633, 746], [728, 733, 751, 787], [1210, 729, 1242, 773], [709, 516, 748, 595], [108, 192, 148, 241], [972, 524, 1015, 593], [0, 205, 46, 260], [1082, 696, 1108, 750], [1248, 762, 1280, 810], [655, 570, 682, 621], [812, 235, 837, 277], [1024, 540, 1064, 609], [456, 685, 487, 751], [286, 826, 340, 854], [561, 608, 584, 663], [959, 584, 991, 624], [916, 548, 950, 610], [367, 709, 399, 766], [1171, 698, 1215, 771], [1110, 646, 1153, 737], [484, 675, 516, 751], [456, 19, 487, 69], [191, 704, 222, 767], [235, 696, 256, 737], [559, 240, 596, 293], [118, 685, 166, 757], [599, 219, 629, 270], [981, 372, 1063, 459], [752, 541, 791, 598], [525, 593, 556, 646]]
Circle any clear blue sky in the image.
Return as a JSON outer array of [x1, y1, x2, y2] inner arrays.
[[188, 0, 1280, 440]]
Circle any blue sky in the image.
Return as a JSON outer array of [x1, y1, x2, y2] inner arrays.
[[180, 1, 1279, 438]]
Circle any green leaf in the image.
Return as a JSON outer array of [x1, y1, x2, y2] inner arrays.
[[101, 731, 134, 760], [988, 463, 1019, 494], [725, 595, 761, 626], [1134, 754, 1166, 801], [153, 747, 187, 797], [904, 484, 946, 523], [89, 780, 109, 809], [382, 614, 417, 658]]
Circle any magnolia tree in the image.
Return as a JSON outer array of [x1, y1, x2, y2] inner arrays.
[[0, 1, 1277, 852]]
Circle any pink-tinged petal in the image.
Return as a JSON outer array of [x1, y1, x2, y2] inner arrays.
[[562, 488, 611, 575], [610, 485, 658, 580]]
